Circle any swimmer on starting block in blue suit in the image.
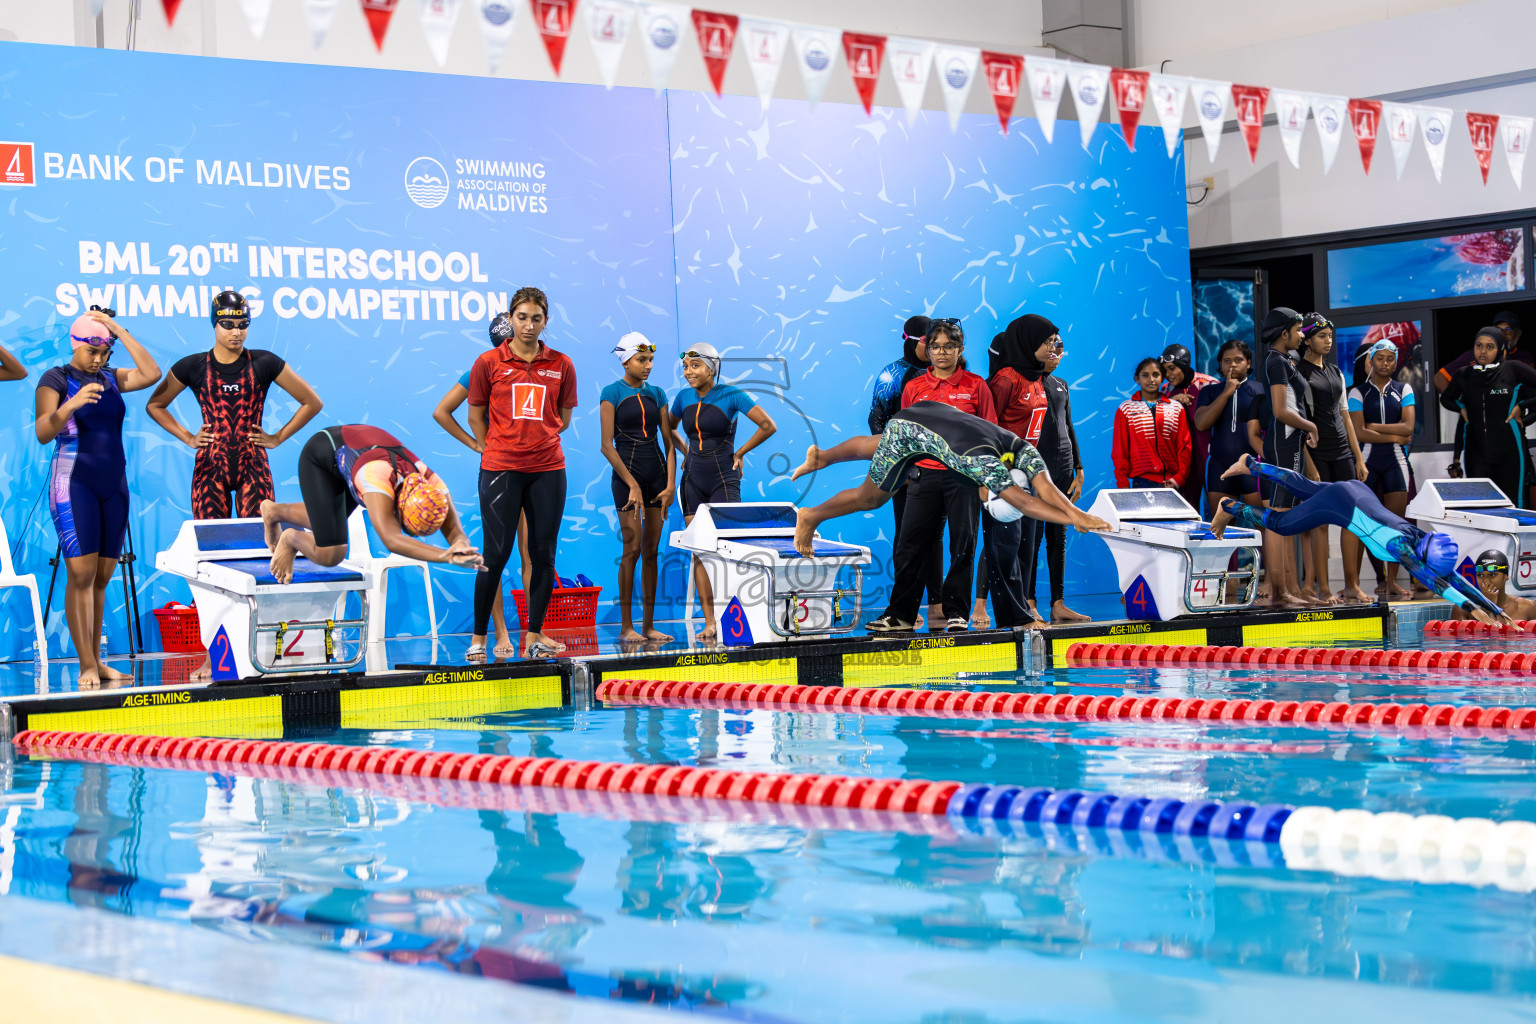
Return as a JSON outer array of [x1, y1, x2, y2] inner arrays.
[[1210, 454, 1511, 624]]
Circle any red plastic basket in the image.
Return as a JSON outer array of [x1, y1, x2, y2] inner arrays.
[[152, 602, 205, 653], [511, 586, 601, 629]]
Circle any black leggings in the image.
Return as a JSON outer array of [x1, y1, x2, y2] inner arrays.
[[475, 468, 566, 634]]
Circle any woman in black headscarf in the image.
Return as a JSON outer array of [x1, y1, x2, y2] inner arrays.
[[976, 314, 1063, 627]]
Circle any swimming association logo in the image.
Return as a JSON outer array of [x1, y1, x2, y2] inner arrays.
[[801, 39, 831, 71], [404, 156, 449, 208], [1075, 77, 1099, 106], [647, 10, 678, 48], [481, 1, 512, 25], [1424, 115, 1446, 145], [0, 141, 36, 186], [1317, 106, 1340, 135], [943, 56, 969, 90], [1198, 89, 1223, 122]]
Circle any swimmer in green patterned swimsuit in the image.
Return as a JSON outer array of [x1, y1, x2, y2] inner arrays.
[[790, 400, 1109, 558]]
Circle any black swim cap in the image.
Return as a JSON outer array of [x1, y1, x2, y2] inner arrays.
[[1476, 549, 1510, 575], [903, 315, 932, 341], [1493, 310, 1521, 331], [210, 289, 250, 326], [489, 311, 514, 345], [1260, 306, 1303, 343]]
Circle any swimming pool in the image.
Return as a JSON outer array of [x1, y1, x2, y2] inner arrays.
[[5, 621, 1536, 1022]]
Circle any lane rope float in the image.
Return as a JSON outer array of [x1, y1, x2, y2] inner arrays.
[[12, 729, 1536, 891], [1423, 619, 1534, 635], [596, 678, 1536, 733]]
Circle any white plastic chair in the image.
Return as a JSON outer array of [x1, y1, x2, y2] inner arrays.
[[0, 516, 46, 664], [347, 508, 437, 644]]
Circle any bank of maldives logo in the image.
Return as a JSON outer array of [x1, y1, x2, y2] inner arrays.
[[0, 142, 36, 186], [404, 156, 449, 208]]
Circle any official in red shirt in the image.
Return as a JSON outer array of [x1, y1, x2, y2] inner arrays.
[[873, 317, 996, 632], [467, 286, 578, 658]]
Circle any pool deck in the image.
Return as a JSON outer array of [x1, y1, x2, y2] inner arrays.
[[0, 600, 1409, 742]]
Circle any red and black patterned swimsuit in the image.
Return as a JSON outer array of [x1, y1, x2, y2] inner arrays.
[[171, 349, 285, 519]]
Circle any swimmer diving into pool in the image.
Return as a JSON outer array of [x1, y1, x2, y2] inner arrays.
[[260, 424, 484, 585], [1210, 454, 1511, 624], [790, 402, 1110, 558]]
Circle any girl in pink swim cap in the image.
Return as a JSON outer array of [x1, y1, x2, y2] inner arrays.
[[33, 307, 160, 688]]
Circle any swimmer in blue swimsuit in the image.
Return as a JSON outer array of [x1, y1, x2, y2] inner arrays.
[[33, 310, 161, 687], [1210, 454, 1510, 623]]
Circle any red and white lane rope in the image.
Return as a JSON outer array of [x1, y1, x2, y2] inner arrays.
[[595, 678, 1536, 732]]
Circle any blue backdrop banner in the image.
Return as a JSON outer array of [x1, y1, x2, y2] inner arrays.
[[0, 40, 1188, 661]]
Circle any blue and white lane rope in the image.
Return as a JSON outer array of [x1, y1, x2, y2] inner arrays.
[[944, 786, 1536, 892]]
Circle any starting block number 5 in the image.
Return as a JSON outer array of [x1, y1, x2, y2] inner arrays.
[[1520, 558, 1535, 584]]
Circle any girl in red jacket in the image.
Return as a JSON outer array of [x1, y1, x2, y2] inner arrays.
[[1112, 358, 1192, 489]]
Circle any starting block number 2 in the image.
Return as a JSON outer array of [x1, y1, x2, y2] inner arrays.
[[209, 625, 239, 682]]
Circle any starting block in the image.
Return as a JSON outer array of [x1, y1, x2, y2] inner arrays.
[[1407, 478, 1536, 593], [155, 518, 370, 679], [1089, 488, 1260, 620], [670, 503, 870, 642]]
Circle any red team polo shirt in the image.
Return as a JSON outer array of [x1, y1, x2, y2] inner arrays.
[[900, 367, 997, 469], [468, 342, 579, 473], [988, 367, 1048, 443]]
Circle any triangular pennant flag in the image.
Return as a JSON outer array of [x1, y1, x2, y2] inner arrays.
[[1066, 62, 1110, 149], [1381, 102, 1417, 180], [981, 51, 1023, 134], [887, 37, 935, 125], [237, 0, 274, 38], [303, 0, 340, 47], [1415, 105, 1452, 182], [1025, 57, 1070, 143], [934, 46, 979, 132], [1187, 78, 1230, 162], [790, 25, 839, 109], [162, 0, 183, 24], [1310, 94, 1347, 174], [532, 0, 578, 75], [1347, 98, 1382, 174], [1503, 115, 1532, 189], [842, 32, 886, 115], [1231, 84, 1269, 163], [1110, 68, 1148, 150], [1272, 91, 1309, 168], [475, 0, 516, 72], [585, 0, 633, 89], [360, 0, 399, 49], [740, 18, 790, 114], [638, 3, 687, 91], [419, 0, 461, 66], [692, 10, 739, 97], [1148, 73, 1189, 159], [1467, 112, 1499, 185]]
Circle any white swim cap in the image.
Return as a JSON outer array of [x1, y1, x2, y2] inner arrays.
[[984, 470, 1032, 522]]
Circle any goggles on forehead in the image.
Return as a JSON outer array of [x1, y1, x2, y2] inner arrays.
[[630, 343, 656, 353], [682, 349, 716, 361]]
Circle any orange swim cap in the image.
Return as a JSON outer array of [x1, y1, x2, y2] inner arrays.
[[397, 472, 451, 537]]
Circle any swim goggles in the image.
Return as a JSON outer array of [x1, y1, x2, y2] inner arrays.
[[1476, 553, 1511, 574], [217, 318, 251, 330]]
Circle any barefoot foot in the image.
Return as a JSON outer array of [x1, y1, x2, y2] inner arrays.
[[793, 509, 817, 557], [1338, 586, 1370, 604], [970, 598, 991, 630], [268, 531, 297, 585], [619, 627, 645, 643], [1221, 454, 1252, 480], [493, 636, 517, 658], [77, 666, 101, 690], [191, 656, 212, 681], [1052, 601, 1091, 623], [260, 499, 282, 551], [642, 627, 675, 642], [790, 445, 823, 482], [1209, 502, 1235, 540]]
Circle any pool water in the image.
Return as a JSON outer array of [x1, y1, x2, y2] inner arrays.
[[6, 626, 1536, 1022]]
